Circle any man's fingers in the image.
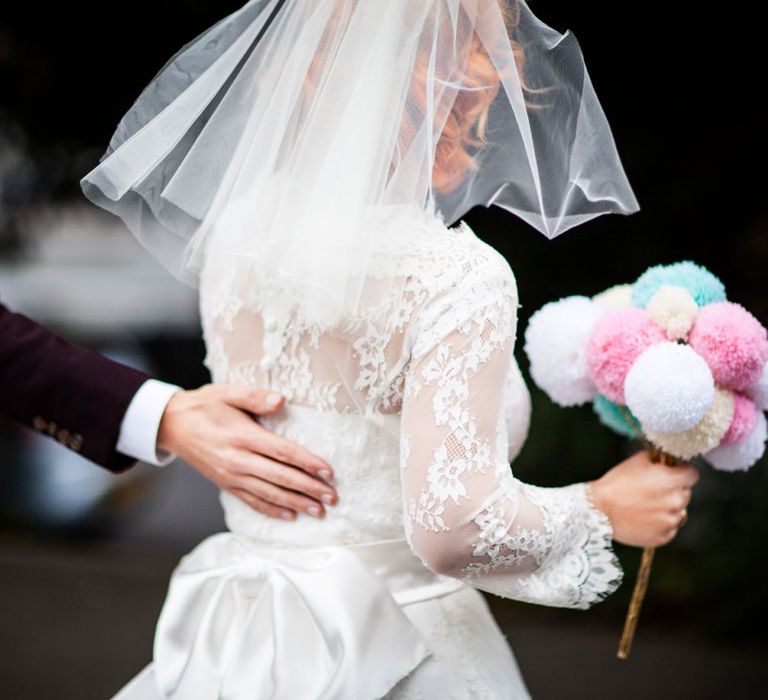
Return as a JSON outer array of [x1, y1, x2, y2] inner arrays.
[[229, 487, 296, 521], [248, 389, 286, 415], [244, 454, 337, 505], [245, 429, 333, 481], [238, 475, 327, 518], [221, 385, 286, 415], [203, 382, 335, 480]]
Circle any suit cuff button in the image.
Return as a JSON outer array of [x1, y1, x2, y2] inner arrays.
[[70, 434, 84, 452]]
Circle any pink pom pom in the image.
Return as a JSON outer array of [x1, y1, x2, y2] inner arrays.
[[688, 302, 768, 391], [586, 308, 666, 403], [720, 393, 759, 445]]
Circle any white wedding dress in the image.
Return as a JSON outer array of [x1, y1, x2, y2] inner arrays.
[[113, 204, 623, 699]]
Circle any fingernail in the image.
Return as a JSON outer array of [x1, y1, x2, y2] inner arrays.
[[266, 392, 282, 407], [319, 469, 333, 481], [280, 510, 295, 520], [308, 505, 323, 518], [321, 493, 334, 505]]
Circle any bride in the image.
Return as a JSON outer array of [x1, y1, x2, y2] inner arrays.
[[81, 1, 700, 697]]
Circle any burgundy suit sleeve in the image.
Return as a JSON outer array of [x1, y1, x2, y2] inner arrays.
[[0, 302, 151, 473]]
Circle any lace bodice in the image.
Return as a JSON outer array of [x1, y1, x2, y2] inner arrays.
[[198, 204, 623, 610]]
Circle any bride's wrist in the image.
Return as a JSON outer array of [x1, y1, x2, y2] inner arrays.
[[584, 480, 614, 535]]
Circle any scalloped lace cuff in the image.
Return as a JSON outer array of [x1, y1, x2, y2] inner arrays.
[[575, 481, 624, 608]]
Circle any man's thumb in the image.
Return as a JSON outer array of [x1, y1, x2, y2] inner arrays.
[[225, 386, 285, 415]]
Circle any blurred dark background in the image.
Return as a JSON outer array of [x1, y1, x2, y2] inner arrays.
[[1, 2, 767, 698]]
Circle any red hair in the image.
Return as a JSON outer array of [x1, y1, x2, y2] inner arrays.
[[304, 2, 543, 195], [420, 1, 544, 193]]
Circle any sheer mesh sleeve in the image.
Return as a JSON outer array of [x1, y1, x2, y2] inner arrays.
[[400, 286, 624, 610]]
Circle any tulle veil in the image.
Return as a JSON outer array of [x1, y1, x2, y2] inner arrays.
[[80, 0, 640, 325]]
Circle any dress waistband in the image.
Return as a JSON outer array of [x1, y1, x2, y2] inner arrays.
[[343, 537, 465, 604]]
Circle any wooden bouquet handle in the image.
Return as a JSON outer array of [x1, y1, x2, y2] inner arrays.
[[616, 445, 682, 660], [616, 546, 655, 659]]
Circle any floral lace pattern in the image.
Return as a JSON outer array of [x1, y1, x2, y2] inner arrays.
[[199, 203, 623, 610], [400, 264, 623, 609]]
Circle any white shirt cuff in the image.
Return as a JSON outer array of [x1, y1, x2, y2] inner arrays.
[[116, 379, 181, 466]]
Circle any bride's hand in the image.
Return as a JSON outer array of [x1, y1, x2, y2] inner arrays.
[[157, 384, 337, 521], [586, 449, 700, 548]]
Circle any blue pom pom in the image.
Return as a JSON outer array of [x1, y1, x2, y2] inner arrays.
[[593, 394, 642, 438], [631, 261, 726, 308]]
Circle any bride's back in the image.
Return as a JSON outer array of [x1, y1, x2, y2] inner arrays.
[[198, 203, 527, 546]]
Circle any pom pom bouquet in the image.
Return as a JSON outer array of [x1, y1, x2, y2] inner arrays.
[[523, 261, 768, 658]]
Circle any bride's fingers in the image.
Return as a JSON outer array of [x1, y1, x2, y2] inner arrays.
[[238, 474, 327, 518], [228, 487, 297, 521], [664, 489, 689, 513], [244, 454, 337, 506], [657, 525, 679, 547], [671, 464, 700, 487]]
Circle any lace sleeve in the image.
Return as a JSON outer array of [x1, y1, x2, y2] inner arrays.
[[400, 287, 624, 610]]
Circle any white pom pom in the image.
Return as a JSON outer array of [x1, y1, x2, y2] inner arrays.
[[592, 284, 633, 310], [523, 295, 604, 406], [624, 341, 715, 432], [706, 411, 767, 471], [746, 362, 768, 411], [646, 284, 699, 340]]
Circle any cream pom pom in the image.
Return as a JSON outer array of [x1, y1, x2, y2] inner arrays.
[[645, 284, 699, 340], [523, 295, 604, 406], [593, 284, 633, 311], [624, 342, 714, 432], [746, 362, 768, 411], [645, 388, 734, 460], [705, 411, 767, 471]]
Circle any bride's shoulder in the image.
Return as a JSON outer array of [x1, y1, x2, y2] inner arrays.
[[447, 219, 516, 283], [373, 204, 517, 293], [385, 209, 519, 357]]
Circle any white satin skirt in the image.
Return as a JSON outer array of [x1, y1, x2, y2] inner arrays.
[[111, 534, 531, 699]]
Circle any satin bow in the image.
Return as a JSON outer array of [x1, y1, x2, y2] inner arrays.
[[153, 533, 431, 699]]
